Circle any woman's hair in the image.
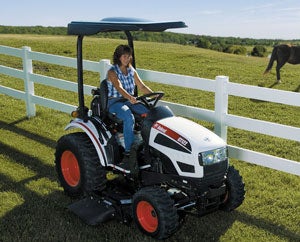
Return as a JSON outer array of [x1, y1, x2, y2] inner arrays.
[[112, 44, 132, 65]]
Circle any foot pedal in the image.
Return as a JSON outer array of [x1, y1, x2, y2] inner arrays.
[[68, 196, 115, 225], [106, 171, 120, 180]]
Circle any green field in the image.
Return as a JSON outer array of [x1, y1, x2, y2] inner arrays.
[[0, 34, 299, 241]]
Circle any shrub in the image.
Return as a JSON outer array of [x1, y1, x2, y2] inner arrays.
[[210, 43, 224, 52], [251, 45, 267, 57], [223, 45, 247, 55]]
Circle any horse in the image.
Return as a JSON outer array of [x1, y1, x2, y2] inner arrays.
[[264, 44, 300, 83]]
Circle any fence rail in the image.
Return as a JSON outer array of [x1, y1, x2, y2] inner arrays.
[[1, 45, 299, 176]]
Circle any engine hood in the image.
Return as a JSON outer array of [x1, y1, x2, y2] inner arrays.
[[153, 116, 226, 153]]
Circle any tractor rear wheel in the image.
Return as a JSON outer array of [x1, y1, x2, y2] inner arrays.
[[55, 132, 106, 198], [220, 165, 245, 211], [132, 187, 179, 240]]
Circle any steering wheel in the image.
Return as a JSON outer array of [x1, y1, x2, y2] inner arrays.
[[136, 92, 164, 109]]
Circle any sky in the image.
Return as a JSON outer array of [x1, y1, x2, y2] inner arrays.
[[1, 0, 300, 40]]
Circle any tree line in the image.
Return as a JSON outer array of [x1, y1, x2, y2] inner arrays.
[[1, 25, 299, 57]]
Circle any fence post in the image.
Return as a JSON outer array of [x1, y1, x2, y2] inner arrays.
[[22, 46, 36, 117], [99, 59, 111, 81], [214, 75, 229, 141]]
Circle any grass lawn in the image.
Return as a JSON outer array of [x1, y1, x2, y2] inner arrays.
[[0, 35, 299, 241]]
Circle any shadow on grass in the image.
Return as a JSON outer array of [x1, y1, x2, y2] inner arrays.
[[257, 81, 300, 93], [249, 98, 268, 103], [0, 119, 56, 149], [236, 211, 300, 241], [1, 187, 299, 242], [257, 81, 280, 89], [0, 142, 56, 179], [294, 84, 300, 92], [176, 209, 299, 242]]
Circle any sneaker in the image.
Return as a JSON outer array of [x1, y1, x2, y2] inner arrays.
[[117, 152, 130, 171], [117, 146, 138, 175], [128, 145, 139, 176]]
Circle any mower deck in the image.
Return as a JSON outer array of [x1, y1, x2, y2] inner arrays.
[[68, 196, 116, 225]]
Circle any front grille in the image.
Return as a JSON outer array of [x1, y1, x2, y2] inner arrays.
[[172, 159, 228, 196], [202, 159, 228, 186], [204, 159, 228, 176]]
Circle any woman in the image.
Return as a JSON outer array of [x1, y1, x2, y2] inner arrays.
[[107, 44, 153, 171]]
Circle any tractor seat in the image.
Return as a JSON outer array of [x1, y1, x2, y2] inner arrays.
[[99, 79, 145, 132], [99, 79, 123, 125]]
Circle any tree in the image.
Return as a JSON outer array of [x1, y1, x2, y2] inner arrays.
[[196, 37, 211, 49]]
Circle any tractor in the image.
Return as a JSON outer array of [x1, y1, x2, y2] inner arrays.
[[55, 17, 245, 240]]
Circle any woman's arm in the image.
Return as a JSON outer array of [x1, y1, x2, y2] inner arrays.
[[134, 71, 153, 94]]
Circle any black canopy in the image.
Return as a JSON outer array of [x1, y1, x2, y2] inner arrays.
[[69, 17, 187, 120], [68, 17, 187, 35]]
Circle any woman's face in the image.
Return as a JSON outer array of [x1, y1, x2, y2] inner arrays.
[[120, 53, 132, 67]]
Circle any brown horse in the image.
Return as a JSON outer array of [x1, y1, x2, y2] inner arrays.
[[264, 44, 300, 83]]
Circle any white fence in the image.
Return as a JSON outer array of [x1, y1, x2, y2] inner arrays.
[[0, 45, 299, 176]]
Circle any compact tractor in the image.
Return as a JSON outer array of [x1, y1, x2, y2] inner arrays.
[[55, 17, 245, 240]]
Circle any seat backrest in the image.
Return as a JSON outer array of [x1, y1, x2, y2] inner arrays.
[[99, 79, 123, 129], [100, 79, 108, 113]]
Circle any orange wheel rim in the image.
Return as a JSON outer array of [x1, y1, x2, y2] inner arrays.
[[61, 150, 80, 187], [136, 201, 158, 233]]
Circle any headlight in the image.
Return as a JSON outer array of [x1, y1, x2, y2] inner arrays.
[[199, 147, 228, 166]]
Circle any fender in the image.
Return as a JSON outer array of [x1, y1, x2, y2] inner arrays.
[[65, 118, 109, 166]]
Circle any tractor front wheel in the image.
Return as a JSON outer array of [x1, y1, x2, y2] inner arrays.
[[132, 187, 179, 240], [220, 165, 245, 211]]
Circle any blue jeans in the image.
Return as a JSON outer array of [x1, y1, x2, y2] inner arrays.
[[108, 98, 148, 152]]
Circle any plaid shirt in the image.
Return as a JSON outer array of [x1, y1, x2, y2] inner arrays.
[[107, 65, 135, 98]]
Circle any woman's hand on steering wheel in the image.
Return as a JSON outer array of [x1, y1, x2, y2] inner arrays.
[[136, 92, 164, 109]]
